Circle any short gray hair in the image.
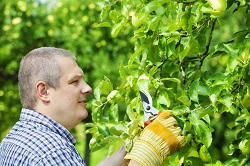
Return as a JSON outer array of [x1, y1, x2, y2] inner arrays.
[[18, 47, 76, 109]]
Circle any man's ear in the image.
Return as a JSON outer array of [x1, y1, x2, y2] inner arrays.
[[36, 81, 50, 103]]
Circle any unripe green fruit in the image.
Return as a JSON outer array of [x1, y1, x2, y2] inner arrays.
[[207, 0, 227, 16], [239, 140, 250, 155]]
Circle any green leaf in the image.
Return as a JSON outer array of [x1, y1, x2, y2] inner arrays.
[[172, 105, 189, 116], [185, 157, 204, 166], [202, 114, 211, 124], [161, 78, 181, 84], [209, 94, 217, 104], [111, 19, 126, 38], [242, 93, 250, 108], [99, 76, 113, 95], [94, 87, 101, 101], [206, 72, 228, 81], [193, 119, 212, 147], [128, 46, 144, 65], [200, 145, 212, 162], [236, 112, 250, 126], [149, 62, 163, 76], [196, 106, 214, 120], [91, 107, 100, 123], [223, 158, 240, 166], [189, 80, 199, 102], [126, 97, 140, 121], [108, 124, 126, 136], [198, 84, 209, 96], [98, 125, 110, 137], [157, 91, 171, 107], [205, 161, 223, 166], [128, 119, 143, 137], [144, 0, 168, 13], [163, 152, 183, 166], [137, 74, 150, 92], [94, 22, 112, 27], [219, 95, 233, 108], [179, 36, 191, 62], [186, 146, 200, 158], [85, 126, 98, 134], [178, 95, 191, 106], [109, 104, 119, 122], [107, 90, 119, 102]]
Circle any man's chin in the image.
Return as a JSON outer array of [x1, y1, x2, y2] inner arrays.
[[79, 109, 88, 121]]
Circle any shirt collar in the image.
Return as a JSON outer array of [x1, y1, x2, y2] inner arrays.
[[20, 108, 76, 145]]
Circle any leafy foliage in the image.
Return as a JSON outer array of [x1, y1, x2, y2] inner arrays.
[[87, 0, 250, 165]]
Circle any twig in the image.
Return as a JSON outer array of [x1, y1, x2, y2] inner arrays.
[[180, 62, 187, 86], [185, 104, 212, 114], [200, 19, 217, 68], [184, 57, 200, 62], [177, 1, 196, 5]]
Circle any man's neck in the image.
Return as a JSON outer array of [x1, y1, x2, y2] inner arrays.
[[34, 105, 73, 131]]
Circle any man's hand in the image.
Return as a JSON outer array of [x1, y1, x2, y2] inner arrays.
[[125, 111, 185, 166], [97, 145, 126, 166]]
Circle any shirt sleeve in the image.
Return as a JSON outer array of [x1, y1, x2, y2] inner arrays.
[[38, 148, 86, 166]]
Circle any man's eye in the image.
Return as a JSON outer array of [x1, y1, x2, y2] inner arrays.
[[71, 80, 79, 84]]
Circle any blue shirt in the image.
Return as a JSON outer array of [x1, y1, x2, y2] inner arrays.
[[0, 108, 85, 166]]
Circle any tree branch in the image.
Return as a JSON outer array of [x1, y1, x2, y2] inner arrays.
[[180, 61, 187, 86], [177, 1, 196, 5], [200, 19, 217, 68]]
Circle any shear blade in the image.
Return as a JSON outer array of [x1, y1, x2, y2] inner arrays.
[[139, 91, 150, 104]]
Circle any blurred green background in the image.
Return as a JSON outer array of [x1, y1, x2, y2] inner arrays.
[[0, 0, 248, 165]]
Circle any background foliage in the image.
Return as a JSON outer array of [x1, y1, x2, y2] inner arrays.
[[0, 0, 131, 165], [0, 0, 249, 166]]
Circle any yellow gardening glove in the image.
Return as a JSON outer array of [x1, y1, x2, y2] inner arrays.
[[124, 111, 185, 166]]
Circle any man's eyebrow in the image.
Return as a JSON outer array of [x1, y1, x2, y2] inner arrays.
[[69, 73, 84, 80]]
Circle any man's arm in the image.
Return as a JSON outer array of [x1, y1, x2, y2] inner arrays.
[[96, 145, 140, 166]]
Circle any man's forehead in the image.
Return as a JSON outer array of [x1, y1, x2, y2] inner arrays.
[[68, 68, 84, 78], [57, 56, 84, 76]]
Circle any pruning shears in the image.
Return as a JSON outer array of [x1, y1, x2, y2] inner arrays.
[[139, 90, 159, 126]]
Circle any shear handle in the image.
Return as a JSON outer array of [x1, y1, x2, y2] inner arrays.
[[144, 112, 161, 126]]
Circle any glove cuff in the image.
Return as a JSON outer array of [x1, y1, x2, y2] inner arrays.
[[124, 139, 163, 166]]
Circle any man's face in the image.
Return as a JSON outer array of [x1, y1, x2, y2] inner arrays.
[[49, 57, 92, 130]]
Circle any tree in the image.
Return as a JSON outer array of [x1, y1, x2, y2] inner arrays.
[[87, 0, 250, 165]]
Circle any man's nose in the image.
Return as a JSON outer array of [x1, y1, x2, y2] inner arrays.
[[81, 82, 92, 94]]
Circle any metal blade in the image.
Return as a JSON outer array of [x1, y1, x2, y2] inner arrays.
[[139, 91, 149, 104], [139, 90, 159, 122]]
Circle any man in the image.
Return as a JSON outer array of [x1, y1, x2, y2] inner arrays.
[[0, 47, 184, 166]]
